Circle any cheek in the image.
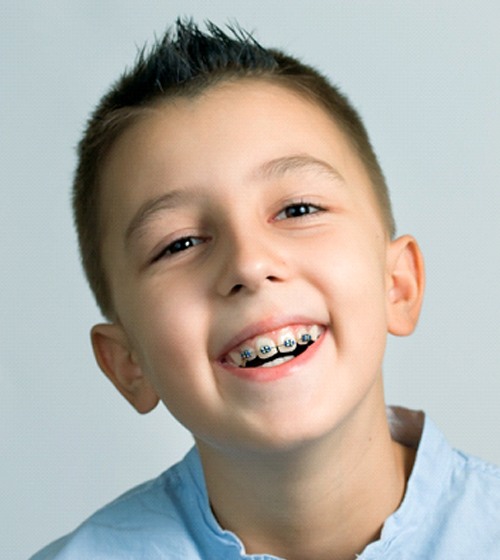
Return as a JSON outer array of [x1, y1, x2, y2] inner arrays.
[[136, 299, 206, 372], [310, 229, 387, 303], [312, 235, 388, 348], [127, 280, 215, 399]]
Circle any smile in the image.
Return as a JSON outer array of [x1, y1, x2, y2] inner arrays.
[[224, 325, 324, 368]]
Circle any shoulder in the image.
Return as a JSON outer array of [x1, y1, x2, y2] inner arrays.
[[378, 411, 500, 559], [446, 447, 500, 520], [416, 425, 500, 556], [420, 447, 500, 558], [422, 417, 500, 541], [30, 450, 205, 560]]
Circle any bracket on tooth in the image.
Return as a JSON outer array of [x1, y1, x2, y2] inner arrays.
[[239, 348, 255, 366], [257, 340, 278, 360]]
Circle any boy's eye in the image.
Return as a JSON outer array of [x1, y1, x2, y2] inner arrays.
[[152, 236, 204, 262], [275, 202, 323, 220]]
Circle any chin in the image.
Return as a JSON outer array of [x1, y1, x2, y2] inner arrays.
[[222, 403, 348, 457]]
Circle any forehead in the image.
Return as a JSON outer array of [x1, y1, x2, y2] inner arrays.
[[99, 80, 378, 229]]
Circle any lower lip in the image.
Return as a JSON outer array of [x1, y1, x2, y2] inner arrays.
[[219, 332, 325, 383]]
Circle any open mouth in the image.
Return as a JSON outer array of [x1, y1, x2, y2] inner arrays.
[[223, 325, 324, 369]]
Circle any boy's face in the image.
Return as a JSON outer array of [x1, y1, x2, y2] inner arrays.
[[95, 81, 421, 453]]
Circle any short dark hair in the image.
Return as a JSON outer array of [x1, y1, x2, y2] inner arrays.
[[73, 19, 395, 319]]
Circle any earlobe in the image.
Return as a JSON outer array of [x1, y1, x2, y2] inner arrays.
[[91, 323, 160, 414], [386, 235, 425, 336]]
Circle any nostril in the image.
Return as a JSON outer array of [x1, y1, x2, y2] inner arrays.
[[229, 284, 244, 295], [228, 276, 280, 296]]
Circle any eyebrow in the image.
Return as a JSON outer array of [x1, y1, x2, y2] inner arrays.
[[125, 189, 189, 247], [256, 154, 345, 184], [125, 154, 345, 247]]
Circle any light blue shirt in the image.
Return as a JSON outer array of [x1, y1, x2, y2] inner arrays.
[[31, 408, 500, 559]]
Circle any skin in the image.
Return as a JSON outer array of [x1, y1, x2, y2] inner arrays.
[[92, 81, 425, 559]]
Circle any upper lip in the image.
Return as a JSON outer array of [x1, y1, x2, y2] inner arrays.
[[215, 315, 324, 361]]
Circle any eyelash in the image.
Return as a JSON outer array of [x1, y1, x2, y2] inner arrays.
[[274, 201, 325, 221], [151, 236, 205, 263], [151, 201, 325, 263]]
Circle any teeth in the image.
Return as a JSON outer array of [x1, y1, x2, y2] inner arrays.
[[228, 347, 254, 367], [261, 356, 294, 368], [240, 347, 256, 360], [310, 325, 321, 341], [296, 327, 312, 345], [278, 329, 296, 353], [255, 337, 278, 359], [224, 324, 324, 368]]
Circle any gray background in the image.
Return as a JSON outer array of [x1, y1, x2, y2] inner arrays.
[[1, 1, 498, 558]]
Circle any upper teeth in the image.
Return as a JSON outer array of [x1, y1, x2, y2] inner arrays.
[[226, 325, 323, 367], [257, 339, 276, 358]]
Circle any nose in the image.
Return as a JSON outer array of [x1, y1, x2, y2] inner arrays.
[[214, 226, 288, 297]]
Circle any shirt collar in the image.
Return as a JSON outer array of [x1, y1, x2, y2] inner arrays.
[[361, 406, 455, 557]]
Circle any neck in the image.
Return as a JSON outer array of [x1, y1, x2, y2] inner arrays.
[[196, 396, 415, 560]]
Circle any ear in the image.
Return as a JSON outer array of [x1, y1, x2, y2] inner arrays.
[[91, 323, 160, 414], [386, 235, 425, 336]]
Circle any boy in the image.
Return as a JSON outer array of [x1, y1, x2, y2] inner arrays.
[[32, 19, 500, 560]]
